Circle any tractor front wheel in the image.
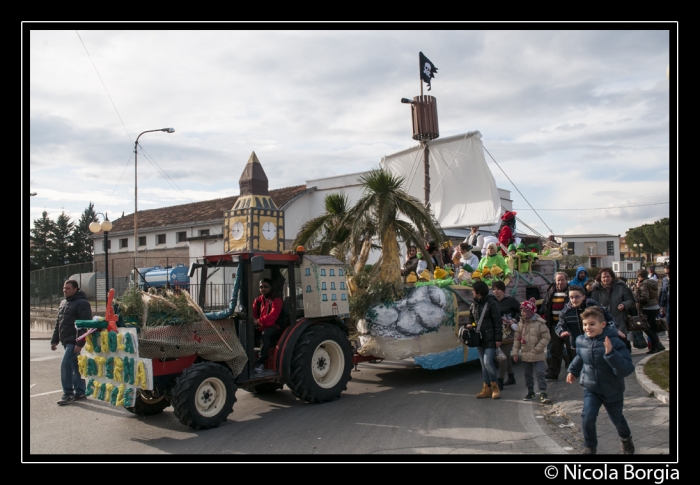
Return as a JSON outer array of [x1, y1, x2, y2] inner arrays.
[[171, 362, 236, 430], [289, 324, 352, 403], [126, 390, 170, 416]]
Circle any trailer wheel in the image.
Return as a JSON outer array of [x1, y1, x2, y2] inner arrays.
[[251, 383, 284, 395], [289, 324, 352, 403], [126, 390, 170, 416], [171, 362, 236, 430]]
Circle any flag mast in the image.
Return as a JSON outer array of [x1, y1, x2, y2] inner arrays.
[[401, 52, 439, 209]]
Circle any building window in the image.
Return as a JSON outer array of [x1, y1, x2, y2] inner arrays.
[[198, 229, 209, 237], [138, 236, 146, 247], [607, 241, 615, 255], [339, 269, 344, 276], [626, 263, 634, 271], [322, 282, 327, 290], [156, 234, 166, 245], [306, 285, 312, 293], [321, 269, 326, 276], [305, 268, 311, 276], [322, 294, 328, 302], [176, 231, 187, 243], [330, 282, 336, 290], [341, 293, 347, 301], [340, 282, 346, 290], [590, 258, 598, 268], [568, 242, 575, 255], [103, 239, 111, 251], [331, 294, 337, 301], [330, 269, 335, 276], [119, 238, 128, 249]]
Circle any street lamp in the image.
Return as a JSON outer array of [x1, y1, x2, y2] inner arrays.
[[90, 212, 113, 303], [134, 127, 175, 269], [634, 243, 644, 267]]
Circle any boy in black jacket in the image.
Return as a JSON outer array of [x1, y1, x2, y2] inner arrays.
[[566, 307, 635, 455]]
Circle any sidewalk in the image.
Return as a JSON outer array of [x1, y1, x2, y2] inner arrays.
[[540, 333, 670, 454]]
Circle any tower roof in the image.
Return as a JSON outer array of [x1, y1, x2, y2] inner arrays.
[[239, 151, 269, 196]]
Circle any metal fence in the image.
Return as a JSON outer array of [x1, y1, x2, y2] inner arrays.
[[29, 256, 209, 312]]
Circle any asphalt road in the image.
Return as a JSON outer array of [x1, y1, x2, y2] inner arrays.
[[27, 340, 569, 458]]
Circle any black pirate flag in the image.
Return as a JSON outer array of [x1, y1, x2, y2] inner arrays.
[[419, 52, 438, 91]]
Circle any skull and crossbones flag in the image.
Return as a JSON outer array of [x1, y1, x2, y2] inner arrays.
[[419, 52, 438, 91]]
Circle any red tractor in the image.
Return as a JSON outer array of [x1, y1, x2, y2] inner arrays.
[[126, 251, 357, 430]]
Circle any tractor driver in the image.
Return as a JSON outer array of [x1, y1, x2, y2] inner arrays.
[[253, 278, 284, 373]]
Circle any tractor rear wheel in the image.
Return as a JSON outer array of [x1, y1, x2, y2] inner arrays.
[[171, 362, 236, 430], [289, 324, 352, 403], [126, 390, 170, 416]]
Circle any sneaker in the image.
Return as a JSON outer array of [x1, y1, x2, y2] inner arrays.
[[522, 390, 536, 401], [57, 394, 75, 405], [620, 436, 635, 455], [582, 446, 597, 455], [254, 362, 265, 373], [539, 392, 552, 404], [74, 394, 87, 401]]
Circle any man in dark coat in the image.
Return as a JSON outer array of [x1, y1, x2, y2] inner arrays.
[[51, 280, 91, 405], [540, 271, 574, 381]]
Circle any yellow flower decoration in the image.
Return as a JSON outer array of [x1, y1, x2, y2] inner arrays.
[[113, 357, 124, 383], [100, 330, 109, 353], [104, 383, 114, 401], [134, 361, 147, 389], [84, 333, 94, 353], [116, 384, 126, 407], [77, 355, 88, 377], [117, 333, 125, 351], [94, 356, 107, 378]]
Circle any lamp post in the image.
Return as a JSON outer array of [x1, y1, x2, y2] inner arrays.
[[634, 243, 644, 267], [90, 212, 113, 303], [134, 127, 175, 269]]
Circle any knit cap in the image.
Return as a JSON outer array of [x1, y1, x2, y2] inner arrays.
[[520, 298, 537, 319]]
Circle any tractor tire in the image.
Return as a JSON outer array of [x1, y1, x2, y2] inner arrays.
[[251, 383, 284, 395], [289, 324, 353, 403], [126, 390, 170, 416], [171, 362, 237, 430]]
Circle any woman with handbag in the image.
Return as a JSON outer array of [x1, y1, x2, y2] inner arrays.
[[632, 269, 665, 354], [467, 281, 503, 399], [492, 280, 520, 390], [591, 268, 635, 353]]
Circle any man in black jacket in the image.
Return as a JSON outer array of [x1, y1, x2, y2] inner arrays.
[[540, 272, 575, 381], [51, 280, 92, 405]]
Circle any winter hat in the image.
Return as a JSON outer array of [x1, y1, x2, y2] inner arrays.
[[501, 211, 517, 221], [516, 242, 526, 251], [490, 265, 503, 277], [520, 298, 538, 319], [434, 267, 447, 280], [508, 244, 517, 252]]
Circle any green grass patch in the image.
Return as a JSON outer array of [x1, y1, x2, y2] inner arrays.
[[644, 351, 670, 392]]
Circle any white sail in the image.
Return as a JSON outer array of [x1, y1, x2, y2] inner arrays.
[[379, 131, 501, 229]]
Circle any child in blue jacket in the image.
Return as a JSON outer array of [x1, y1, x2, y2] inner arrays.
[[566, 306, 635, 455]]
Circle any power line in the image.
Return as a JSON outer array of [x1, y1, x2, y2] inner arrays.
[[513, 202, 669, 211]]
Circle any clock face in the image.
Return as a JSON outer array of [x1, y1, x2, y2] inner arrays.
[[262, 221, 277, 240], [231, 221, 244, 240]]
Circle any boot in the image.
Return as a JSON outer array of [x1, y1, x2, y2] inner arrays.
[[476, 383, 492, 398], [491, 382, 501, 399], [620, 435, 635, 455], [523, 388, 535, 401], [497, 378, 504, 391], [504, 373, 516, 386]]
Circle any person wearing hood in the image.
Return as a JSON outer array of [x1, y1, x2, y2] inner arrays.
[[569, 266, 589, 288], [51, 280, 92, 405], [632, 269, 665, 354], [566, 306, 635, 455]]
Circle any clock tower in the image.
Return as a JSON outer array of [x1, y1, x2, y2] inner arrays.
[[224, 152, 285, 253]]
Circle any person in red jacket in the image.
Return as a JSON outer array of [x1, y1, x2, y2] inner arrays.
[[253, 278, 284, 372], [498, 211, 517, 255]]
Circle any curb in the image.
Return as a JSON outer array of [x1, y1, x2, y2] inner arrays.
[[635, 350, 670, 405]]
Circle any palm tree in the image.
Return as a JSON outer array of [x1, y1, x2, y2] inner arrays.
[[293, 193, 353, 262], [348, 169, 444, 289]]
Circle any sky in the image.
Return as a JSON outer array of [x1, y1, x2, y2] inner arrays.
[[25, 26, 675, 241]]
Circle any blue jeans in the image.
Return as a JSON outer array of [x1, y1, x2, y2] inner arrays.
[[581, 389, 631, 449], [477, 347, 498, 384], [61, 344, 85, 396]]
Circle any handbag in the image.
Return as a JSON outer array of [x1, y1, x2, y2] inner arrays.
[[630, 330, 648, 349], [460, 302, 489, 347], [626, 314, 650, 332], [656, 316, 669, 332]]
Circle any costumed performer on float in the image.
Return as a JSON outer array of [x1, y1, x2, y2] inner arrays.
[[477, 242, 511, 277], [498, 211, 517, 256]]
